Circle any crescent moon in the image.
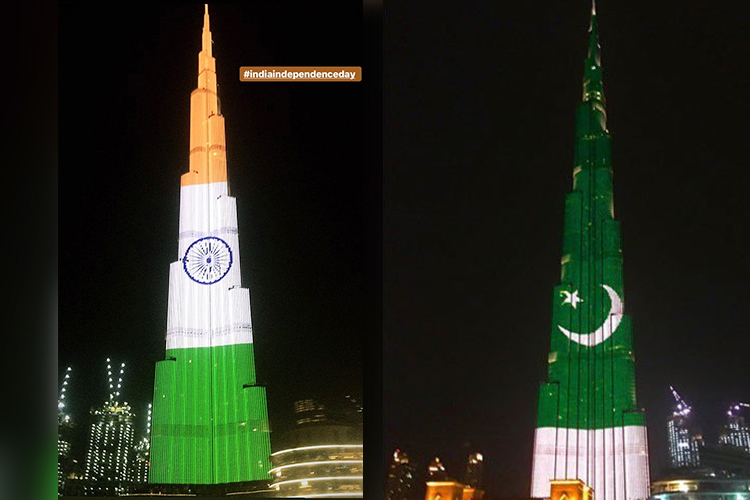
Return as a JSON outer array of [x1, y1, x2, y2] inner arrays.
[[557, 284, 623, 347]]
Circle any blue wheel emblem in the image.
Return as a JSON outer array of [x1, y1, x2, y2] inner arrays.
[[183, 236, 233, 284]]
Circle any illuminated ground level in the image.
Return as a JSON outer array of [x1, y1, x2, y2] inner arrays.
[[650, 477, 750, 500], [269, 425, 363, 498]]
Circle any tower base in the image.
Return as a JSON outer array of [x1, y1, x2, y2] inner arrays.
[[530, 426, 650, 500]]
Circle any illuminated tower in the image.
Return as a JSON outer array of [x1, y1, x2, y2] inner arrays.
[[148, 4, 272, 485], [666, 386, 702, 469], [529, 4, 650, 499], [83, 359, 136, 497]]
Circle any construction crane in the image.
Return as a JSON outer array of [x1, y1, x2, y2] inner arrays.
[[669, 385, 692, 417], [105, 357, 126, 403], [58, 366, 72, 423]]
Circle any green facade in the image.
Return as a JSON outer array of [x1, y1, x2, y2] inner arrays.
[[150, 343, 272, 484], [535, 11, 645, 431]]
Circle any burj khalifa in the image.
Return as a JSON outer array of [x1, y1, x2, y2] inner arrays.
[[149, 5, 272, 485]]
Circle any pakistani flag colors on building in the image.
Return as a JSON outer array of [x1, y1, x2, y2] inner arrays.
[[148, 5, 272, 485], [530, 4, 650, 499]]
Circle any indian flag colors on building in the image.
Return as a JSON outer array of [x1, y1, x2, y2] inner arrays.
[[149, 5, 272, 485], [530, 5, 650, 500]]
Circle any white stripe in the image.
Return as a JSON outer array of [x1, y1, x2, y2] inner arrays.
[[166, 181, 253, 349], [531, 426, 650, 500]]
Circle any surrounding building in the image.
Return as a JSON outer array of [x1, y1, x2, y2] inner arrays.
[[130, 403, 152, 485], [424, 454, 486, 500], [719, 403, 750, 454], [667, 386, 703, 469], [529, 4, 650, 499], [385, 449, 416, 500], [660, 390, 750, 479], [82, 359, 136, 496], [428, 457, 448, 482], [148, 4, 272, 486], [425, 480, 485, 500], [699, 443, 750, 477], [425, 481, 467, 500], [268, 398, 363, 497], [649, 477, 750, 500], [550, 479, 594, 500], [464, 452, 484, 489]]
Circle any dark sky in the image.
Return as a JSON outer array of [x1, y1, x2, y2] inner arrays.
[[56, 2, 750, 499], [59, 3, 366, 462], [384, 1, 750, 499]]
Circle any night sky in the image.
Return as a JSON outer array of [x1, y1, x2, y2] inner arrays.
[[56, 2, 750, 499], [384, 1, 750, 499], [59, 3, 367, 464]]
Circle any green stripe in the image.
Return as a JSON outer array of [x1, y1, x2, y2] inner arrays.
[[149, 343, 272, 484], [536, 53, 644, 431]]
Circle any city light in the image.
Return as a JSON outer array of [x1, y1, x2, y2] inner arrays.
[[271, 444, 363, 456]]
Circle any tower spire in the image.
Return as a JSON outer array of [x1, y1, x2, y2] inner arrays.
[[202, 4, 212, 59], [583, 0, 604, 104]]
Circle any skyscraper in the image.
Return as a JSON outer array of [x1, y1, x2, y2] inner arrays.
[[386, 449, 416, 500], [667, 386, 702, 469], [148, 4, 272, 485], [464, 452, 484, 489], [719, 403, 750, 454], [83, 360, 135, 497], [529, 4, 650, 499]]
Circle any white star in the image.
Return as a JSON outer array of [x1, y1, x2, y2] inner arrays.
[[561, 290, 584, 309]]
